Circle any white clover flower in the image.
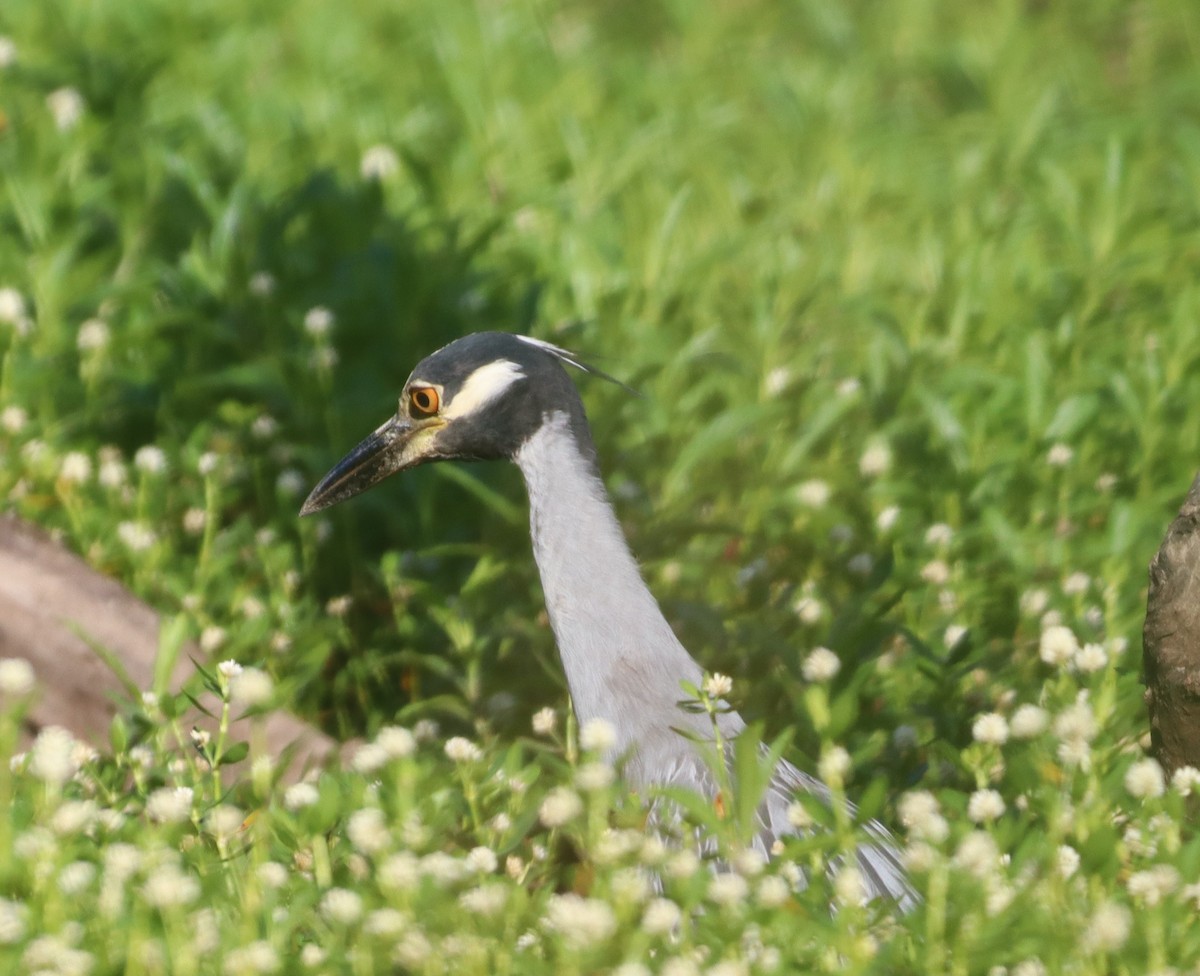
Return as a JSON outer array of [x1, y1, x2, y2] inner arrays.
[[325, 595, 352, 617], [1127, 865, 1179, 906], [375, 725, 416, 759], [59, 451, 92, 484], [413, 719, 439, 742], [792, 592, 825, 624], [733, 848, 765, 878], [0, 38, 15, 69], [229, 667, 273, 709], [802, 646, 841, 682], [444, 736, 482, 763], [466, 846, 498, 874], [223, 941, 279, 975], [134, 445, 167, 474], [146, 786, 194, 824], [361, 144, 400, 180], [920, 560, 951, 585], [459, 882, 507, 917], [1171, 765, 1200, 796], [859, 440, 892, 477], [1039, 625, 1079, 666], [217, 659, 242, 681], [641, 897, 682, 935], [257, 861, 288, 889], [58, 861, 96, 896], [576, 762, 615, 791], [542, 894, 617, 950], [394, 931, 433, 968], [531, 707, 556, 736], [299, 943, 326, 967], [1056, 844, 1080, 879], [196, 451, 220, 476], [47, 87, 85, 131], [0, 897, 25, 944], [77, 318, 110, 352], [206, 805, 244, 841], [0, 288, 25, 326], [320, 887, 363, 925], [30, 726, 79, 785], [876, 505, 901, 532], [0, 658, 35, 696], [283, 782, 319, 811], [1010, 704, 1049, 739], [303, 306, 334, 337], [1046, 443, 1074, 467], [943, 624, 968, 648], [972, 713, 1009, 746], [1, 405, 27, 433], [817, 745, 851, 783], [580, 717, 617, 752], [117, 521, 157, 553], [923, 522, 954, 547], [141, 864, 200, 908], [703, 673, 732, 698], [756, 874, 791, 908], [847, 552, 874, 576], [377, 852, 420, 892], [795, 479, 831, 508], [786, 800, 814, 830], [539, 787, 583, 828], [1124, 758, 1165, 799], [1054, 700, 1099, 742], [249, 272, 276, 297], [763, 366, 791, 396], [833, 864, 866, 906], [50, 799, 97, 836], [347, 808, 390, 854], [1062, 572, 1090, 595], [276, 469, 305, 496], [967, 789, 1005, 824], [707, 872, 750, 907], [899, 791, 948, 843], [98, 458, 126, 488], [953, 831, 1000, 878]]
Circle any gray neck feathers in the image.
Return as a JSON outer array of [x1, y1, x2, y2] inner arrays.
[[514, 411, 739, 776]]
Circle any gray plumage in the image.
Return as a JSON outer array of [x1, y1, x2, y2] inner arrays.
[[302, 331, 915, 908]]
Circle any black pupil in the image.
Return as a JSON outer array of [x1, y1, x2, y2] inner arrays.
[[415, 391, 431, 411]]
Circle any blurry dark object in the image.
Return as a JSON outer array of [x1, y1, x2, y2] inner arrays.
[[1144, 473, 1200, 779]]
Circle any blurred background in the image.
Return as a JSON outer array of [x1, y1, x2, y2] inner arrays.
[[0, 0, 1197, 797]]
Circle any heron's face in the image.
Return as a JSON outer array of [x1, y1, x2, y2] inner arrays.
[[300, 332, 585, 516]]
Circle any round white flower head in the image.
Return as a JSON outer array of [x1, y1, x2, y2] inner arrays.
[[817, 745, 851, 784], [576, 762, 615, 792], [859, 439, 892, 477], [953, 831, 1000, 878], [707, 872, 750, 907], [117, 521, 157, 552], [920, 560, 951, 586], [1039, 625, 1079, 667], [1073, 643, 1107, 673], [1010, 704, 1049, 739], [795, 479, 831, 508], [1046, 443, 1074, 467], [257, 862, 288, 889], [764, 366, 791, 396], [459, 883, 508, 918], [704, 673, 733, 698], [0, 896, 26, 944], [141, 864, 199, 909], [1124, 757, 1165, 800], [0, 658, 36, 696], [0, 288, 24, 325], [466, 846, 498, 874], [971, 713, 1009, 746], [0, 39, 16, 70], [1082, 901, 1131, 952], [347, 808, 390, 855], [230, 667, 274, 709], [283, 781, 319, 811], [47, 87, 85, 131], [59, 452, 92, 484], [1172, 765, 1200, 796], [542, 894, 617, 950], [966, 789, 1005, 824], [216, 659, 242, 681], [133, 445, 168, 474], [29, 726, 79, 785], [641, 897, 682, 935], [539, 787, 583, 828], [834, 864, 866, 906], [1053, 700, 1099, 743], [375, 725, 416, 759], [304, 306, 335, 338], [351, 742, 388, 774], [249, 272, 276, 297], [320, 887, 363, 925], [876, 505, 901, 533], [924, 522, 954, 547], [1, 405, 27, 433], [757, 874, 791, 908], [77, 318, 110, 352], [146, 786, 194, 824], [1056, 844, 1080, 879], [531, 707, 556, 736], [802, 647, 840, 683], [360, 145, 400, 180], [444, 737, 482, 763], [579, 717, 617, 753], [899, 791, 948, 843], [1127, 864, 1179, 906]]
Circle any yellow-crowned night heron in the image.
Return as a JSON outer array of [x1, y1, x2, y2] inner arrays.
[[301, 332, 913, 906]]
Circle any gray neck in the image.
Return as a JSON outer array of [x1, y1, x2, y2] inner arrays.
[[513, 412, 725, 766]]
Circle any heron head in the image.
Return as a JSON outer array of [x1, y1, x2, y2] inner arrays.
[[299, 332, 619, 516]]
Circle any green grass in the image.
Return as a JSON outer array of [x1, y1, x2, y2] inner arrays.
[[1, 0, 1200, 971]]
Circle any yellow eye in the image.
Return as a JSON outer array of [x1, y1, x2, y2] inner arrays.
[[409, 386, 440, 416]]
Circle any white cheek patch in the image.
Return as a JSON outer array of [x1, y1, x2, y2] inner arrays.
[[443, 360, 526, 419]]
